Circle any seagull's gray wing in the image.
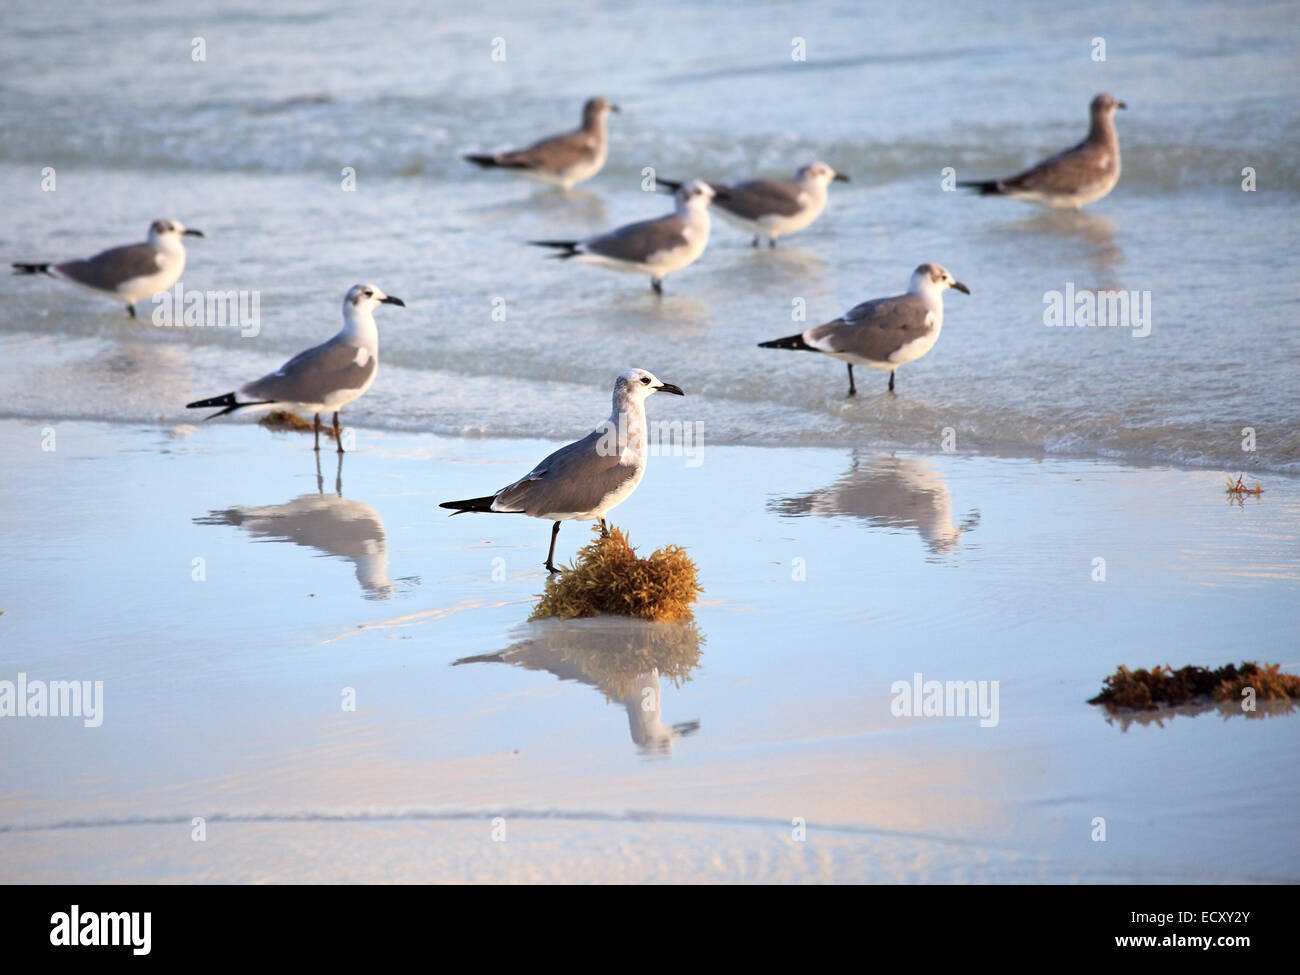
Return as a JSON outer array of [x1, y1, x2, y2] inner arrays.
[[1000, 140, 1116, 195], [55, 243, 161, 290], [496, 129, 598, 172], [806, 293, 935, 361], [714, 179, 805, 220], [242, 337, 376, 404], [493, 428, 638, 517], [583, 214, 689, 263]]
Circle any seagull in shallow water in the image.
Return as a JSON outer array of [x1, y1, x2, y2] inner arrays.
[[463, 96, 620, 189], [185, 283, 404, 452], [12, 219, 204, 318], [439, 368, 685, 573], [758, 263, 968, 395], [658, 161, 848, 247], [530, 180, 719, 294], [957, 93, 1126, 208]]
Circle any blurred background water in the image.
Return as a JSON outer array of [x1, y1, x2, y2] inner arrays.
[[1, 0, 1297, 470]]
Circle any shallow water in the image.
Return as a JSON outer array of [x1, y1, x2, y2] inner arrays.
[[1, 0, 1298, 471]]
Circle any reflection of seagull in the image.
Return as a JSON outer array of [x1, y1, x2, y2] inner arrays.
[[657, 161, 848, 247], [958, 93, 1125, 208], [452, 617, 702, 754], [13, 218, 203, 318], [769, 455, 977, 554], [464, 97, 619, 189], [195, 466, 398, 598]]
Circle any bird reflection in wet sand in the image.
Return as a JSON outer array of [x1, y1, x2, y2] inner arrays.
[[1000, 210, 1124, 286], [453, 617, 702, 754], [194, 453, 406, 599], [770, 453, 979, 556]]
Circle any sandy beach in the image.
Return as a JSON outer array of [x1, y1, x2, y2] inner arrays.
[[1, 418, 1296, 883]]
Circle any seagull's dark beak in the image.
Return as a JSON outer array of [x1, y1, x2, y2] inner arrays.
[[656, 382, 685, 396], [710, 186, 731, 201], [610, 104, 622, 113], [184, 229, 205, 237], [655, 176, 683, 193], [951, 281, 970, 295], [381, 295, 405, 307], [833, 173, 850, 182], [1116, 101, 1127, 110]]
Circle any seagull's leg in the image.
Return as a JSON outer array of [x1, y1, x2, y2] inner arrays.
[[314, 449, 324, 493], [599, 518, 609, 538], [888, 370, 896, 393], [847, 364, 857, 397], [545, 521, 561, 574], [751, 236, 760, 248], [651, 276, 663, 295], [313, 413, 321, 452], [126, 303, 136, 319], [333, 411, 344, 454]]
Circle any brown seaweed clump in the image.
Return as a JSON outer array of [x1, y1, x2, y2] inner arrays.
[[258, 410, 337, 440], [530, 525, 702, 623], [1089, 662, 1300, 711]]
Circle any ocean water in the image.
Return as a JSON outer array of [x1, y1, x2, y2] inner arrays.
[[1, 0, 1298, 471]]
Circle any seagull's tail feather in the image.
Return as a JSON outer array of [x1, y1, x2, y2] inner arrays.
[[464, 152, 528, 170], [758, 332, 815, 352], [528, 240, 581, 260], [12, 262, 54, 276], [956, 180, 1003, 196], [439, 495, 499, 515], [185, 392, 275, 421]]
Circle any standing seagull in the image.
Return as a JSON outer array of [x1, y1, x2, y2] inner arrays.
[[759, 263, 968, 395], [463, 96, 620, 189], [12, 219, 203, 318], [530, 180, 719, 294], [658, 161, 848, 247], [185, 284, 404, 452], [439, 368, 685, 573], [957, 93, 1126, 208]]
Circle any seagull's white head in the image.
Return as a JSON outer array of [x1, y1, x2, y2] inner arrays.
[[798, 161, 849, 187], [675, 179, 718, 211], [148, 219, 203, 244], [345, 283, 406, 316], [910, 263, 970, 297], [615, 368, 685, 403], [1090, 92, 1126, 118]]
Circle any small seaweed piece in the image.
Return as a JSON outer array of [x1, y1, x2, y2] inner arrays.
[[530, 525, 702, 623], [258, 410, 337, 439], [1225, 474, 1263, 495], [1089, 661, 1300, 711]]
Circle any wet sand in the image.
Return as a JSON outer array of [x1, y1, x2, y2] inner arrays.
[[0, 418, 1297, 883]]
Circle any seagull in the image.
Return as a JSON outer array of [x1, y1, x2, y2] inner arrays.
[[529, 180, 719, 294], [957, 93, 1126, 208], [439, 368, 685, 573], [12, 219, 204, 318], [185, 283, 404, 452], [758, 263, 969, 395], [463, 96, 620, 189], [657, 161, 848, 247]]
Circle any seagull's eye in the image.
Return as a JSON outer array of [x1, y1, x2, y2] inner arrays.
[[640, 377, 651, 385], [364, 290, 373, 297]]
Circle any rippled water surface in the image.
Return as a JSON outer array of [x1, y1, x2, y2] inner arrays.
[[1, 0, 1297, 471]]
